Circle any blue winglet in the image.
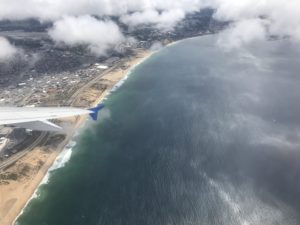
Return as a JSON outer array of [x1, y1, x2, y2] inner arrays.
[[89, 103, 105, 121]]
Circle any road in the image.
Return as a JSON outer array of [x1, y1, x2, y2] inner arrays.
[[0, 132, 48, 171], [68, 62, 121, 106]]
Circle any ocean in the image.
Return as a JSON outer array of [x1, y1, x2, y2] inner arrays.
[[16, 36, 300, 225]]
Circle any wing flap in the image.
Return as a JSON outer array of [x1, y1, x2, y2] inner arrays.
[[10, 120, 63, 132]]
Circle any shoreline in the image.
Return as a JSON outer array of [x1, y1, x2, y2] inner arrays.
[[0, 49, 155, 225]]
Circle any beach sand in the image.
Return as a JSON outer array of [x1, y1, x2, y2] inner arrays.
[[0, 49, 154, 225]]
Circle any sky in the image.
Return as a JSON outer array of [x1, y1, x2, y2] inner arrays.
[[0, 0, 300, 59]]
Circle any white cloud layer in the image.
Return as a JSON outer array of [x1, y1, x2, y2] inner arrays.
[[0, 0, 205, 21], [0, 37, 18, 62], [1, 0, 300, 50], [212, 0, 300, 48], [120, 9, 185, 30], [0, 0, 205, 32], [217, 19, 267, 50], [48, 15, 125, 56]]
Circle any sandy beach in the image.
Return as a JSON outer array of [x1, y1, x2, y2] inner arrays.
[[0, 49, 154, 225]]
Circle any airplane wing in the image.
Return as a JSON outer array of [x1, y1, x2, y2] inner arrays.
[[10, 120, 66, 132], [0, 104, 104, 132]]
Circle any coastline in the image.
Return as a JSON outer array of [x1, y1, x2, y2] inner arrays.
[[0, 49, 154, 225]]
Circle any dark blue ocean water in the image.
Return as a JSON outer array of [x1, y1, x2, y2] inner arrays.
[[16, 36, 300, 225]]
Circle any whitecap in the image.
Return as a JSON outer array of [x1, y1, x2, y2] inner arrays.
[[14, 140, 76, 224]]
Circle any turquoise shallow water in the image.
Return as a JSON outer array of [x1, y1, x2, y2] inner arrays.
[[16, 36, 300, 225]]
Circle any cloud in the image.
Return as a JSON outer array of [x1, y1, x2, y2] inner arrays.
[[120, 9, 185, 30], [0, 0, 105, 21], [213, 0, 300, 48], [1, 0, 300, 49], [149, 41, 163, 51], [48, 15, 125, 56], [217, 19, 267, 50], [0, 37, 18, 62], [0, 0, 205, 21]]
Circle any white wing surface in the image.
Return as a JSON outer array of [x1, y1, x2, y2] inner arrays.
[[0, 104, 104, 132]]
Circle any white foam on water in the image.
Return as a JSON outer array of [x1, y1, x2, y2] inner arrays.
[[108, 52, 155, 95], [14, 140, 76, 225], [48, 141, 75, 172], [110, 74, 129, 93]]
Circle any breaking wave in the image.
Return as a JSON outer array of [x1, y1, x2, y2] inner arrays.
[[14, 140, 77, 225], [106, 53, 154, 97], [110, 75, 129, 93], [48, 141, 75, 172]]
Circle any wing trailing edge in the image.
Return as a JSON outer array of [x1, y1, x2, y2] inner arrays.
[[10, 120, 63, 132]]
